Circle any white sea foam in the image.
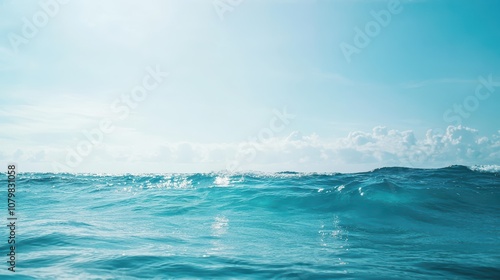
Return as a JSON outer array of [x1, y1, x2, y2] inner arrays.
[[469, 165, 500, 173], [214, 176, 230, 186]]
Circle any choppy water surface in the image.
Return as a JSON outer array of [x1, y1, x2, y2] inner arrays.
[[1, 165, 499, 279]]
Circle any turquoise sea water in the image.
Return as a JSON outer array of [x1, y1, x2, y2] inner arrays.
[[1, 165, 499, 279]]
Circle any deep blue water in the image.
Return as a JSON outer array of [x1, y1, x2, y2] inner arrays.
[[1, 165, 499, 279]]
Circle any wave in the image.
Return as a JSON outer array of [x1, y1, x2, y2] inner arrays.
[[2, 165, 499, 279], [4, 165, 497, 181]]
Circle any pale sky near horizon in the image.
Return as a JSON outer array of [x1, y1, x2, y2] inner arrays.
[[1, 0, 499, 173]]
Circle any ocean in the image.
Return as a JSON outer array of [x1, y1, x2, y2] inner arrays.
[[1, 165, 499, 279]]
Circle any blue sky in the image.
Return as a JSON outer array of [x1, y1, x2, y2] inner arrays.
[[1, 0, 499, 173]]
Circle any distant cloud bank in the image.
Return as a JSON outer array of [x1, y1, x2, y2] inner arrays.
[[3, 125, 499, 173]]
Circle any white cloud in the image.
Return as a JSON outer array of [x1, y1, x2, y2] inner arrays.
[[3, 125, 499, 173]]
